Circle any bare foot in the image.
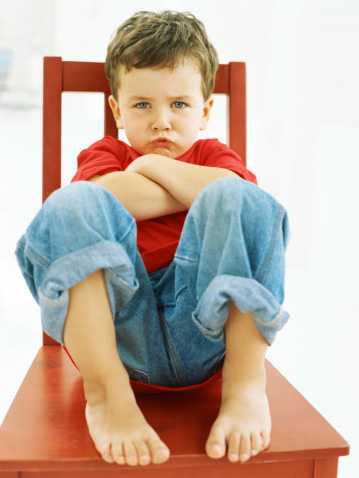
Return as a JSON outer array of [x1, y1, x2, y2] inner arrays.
[[205, 383, 271, 463], [83, 380, 170, 466]]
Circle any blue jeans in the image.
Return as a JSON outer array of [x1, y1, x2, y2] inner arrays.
[[14, 177, 290, 387]]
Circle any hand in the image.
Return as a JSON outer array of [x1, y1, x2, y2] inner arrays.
[[125, 154, 161, 173]]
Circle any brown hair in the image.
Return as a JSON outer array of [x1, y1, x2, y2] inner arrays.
[[105, 10, 219, 103]]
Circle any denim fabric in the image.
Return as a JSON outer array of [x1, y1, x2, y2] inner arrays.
[[15, 176, 290, 387]]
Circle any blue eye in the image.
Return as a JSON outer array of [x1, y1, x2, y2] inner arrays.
[[134, 102, 149, 109], [173, 101, 188, 109]]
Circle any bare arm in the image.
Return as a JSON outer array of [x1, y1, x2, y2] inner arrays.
[[129, 154, 238, 208], [89, 171, 188, 221]]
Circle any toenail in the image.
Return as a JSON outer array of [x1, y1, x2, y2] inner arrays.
[[240, 453, 249, 461]]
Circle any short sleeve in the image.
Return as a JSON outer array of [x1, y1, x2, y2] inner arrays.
[[201, 139, 258, 185], [70, 136, 128, 183]]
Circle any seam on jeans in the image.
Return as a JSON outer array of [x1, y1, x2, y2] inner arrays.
[[159, 315, 184, 385], [192, 311, 223, 341], [24, 241, 50, 267], [117, 217, 137, 244], [174, 254, 198, 264], [271, 307, 288, 326], [252, 306, 288, 329], [174, 284, 187, 302], [254, 202, 286, 283], [129, 367, 150, 384]]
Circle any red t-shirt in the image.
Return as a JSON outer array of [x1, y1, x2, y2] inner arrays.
[[69, 136, 258, 392]]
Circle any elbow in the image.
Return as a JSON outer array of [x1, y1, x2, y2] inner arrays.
[[88, 175, 102, 182], [226, 170, 240, 178]]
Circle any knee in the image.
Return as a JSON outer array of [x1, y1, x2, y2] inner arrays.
[[195, 176, 252, 214], [44, 181, 100, 212], [39, 181, 136, 243], [43, 181, 131, 222], [195, 176, 289, 227]]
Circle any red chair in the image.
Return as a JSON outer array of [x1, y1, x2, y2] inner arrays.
[[0, 57, 349, 476]]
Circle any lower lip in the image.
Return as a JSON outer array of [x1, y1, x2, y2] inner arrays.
[[153, 141, 170, 146]]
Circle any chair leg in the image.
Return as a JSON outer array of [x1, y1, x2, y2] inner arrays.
[[314, 457, 338, 477]]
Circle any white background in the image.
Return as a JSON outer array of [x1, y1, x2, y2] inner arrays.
[[1, 1, 358, 476]]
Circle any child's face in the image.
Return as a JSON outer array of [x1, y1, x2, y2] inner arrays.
[[108, 57, 214, 158]]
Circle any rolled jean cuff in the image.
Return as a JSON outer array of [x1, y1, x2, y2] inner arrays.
[[35, 240, 139, 345], [192, 274, 289, 346]]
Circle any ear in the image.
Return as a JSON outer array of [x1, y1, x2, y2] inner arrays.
[[200, 96, 214, 130], [108, 95, 123, 129]]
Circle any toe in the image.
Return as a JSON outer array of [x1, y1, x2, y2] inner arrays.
[[261, 430, 271, 449], [239, 433, 251, 463], [147, 436, 170, 464], [111, 441, 125, 465], [134, 439, 151, 466], [227, 432, 241, 462], [156, 445, 170, 464], [206, 425, 226, 459], [97, 439, 114, 463], [123, 440, 138, 466], [250, 431, 262, 455]]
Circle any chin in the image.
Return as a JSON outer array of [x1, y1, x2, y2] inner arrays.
[[152, 146, 176, 157]]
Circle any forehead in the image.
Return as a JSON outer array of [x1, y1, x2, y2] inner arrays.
[[118, 58, 202, 99]]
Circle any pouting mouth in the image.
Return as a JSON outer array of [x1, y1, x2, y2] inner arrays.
[[151, 138, 172, 143]]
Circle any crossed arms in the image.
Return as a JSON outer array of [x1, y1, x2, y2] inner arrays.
[[90, 153, 238, 221]]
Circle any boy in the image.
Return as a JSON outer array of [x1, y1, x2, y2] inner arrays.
[[15, 10, 290, 468]]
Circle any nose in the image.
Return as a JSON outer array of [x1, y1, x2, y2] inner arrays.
[[151, 108, 171, 131]]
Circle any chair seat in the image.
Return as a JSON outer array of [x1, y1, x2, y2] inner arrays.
[[0, 346, 349, 476]]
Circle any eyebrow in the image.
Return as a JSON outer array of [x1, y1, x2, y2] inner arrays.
[[129, 95, 194, 101]]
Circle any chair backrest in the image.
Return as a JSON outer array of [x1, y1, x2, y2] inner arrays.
[[42, 56, 247, 346]]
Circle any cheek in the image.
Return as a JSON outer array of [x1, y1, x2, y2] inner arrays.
[[126, 114, 146, 131], [178, 113, 195, 126], [127, 112, 141, 122]]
